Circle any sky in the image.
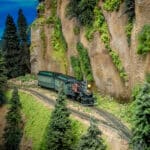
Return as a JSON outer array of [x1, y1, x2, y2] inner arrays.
[[0, 0, 38, 38]]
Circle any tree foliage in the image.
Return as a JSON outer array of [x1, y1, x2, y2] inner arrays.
[[2, 15, 21, 78], [0, 51, 7, 106], [137, 25, 150, 55], [0, 51, 7, 91], [131, 83, 150, 150], [46, 88, 74, 150], [71, 56, 83, 80], [103, 0, 122, 11], [67, 0, 98, 26], [77, 119, 106, 150], [3, 87, 22, 150], [125, 0, 135, 21], [17, 9, 31, 74], [76, 42, 94, 82]]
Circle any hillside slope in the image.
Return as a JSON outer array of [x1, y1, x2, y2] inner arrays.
[[30, 0, 150, 99]]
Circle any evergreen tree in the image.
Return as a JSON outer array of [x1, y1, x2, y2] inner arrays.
[[2, 15, 21, 78], [131, 83, 150, 150], [3, 87, 22, 150], [46, 88, 74, 150], [0, 50, 7, 106], [17, 9, 31, 74], [77, 119, 106, 150]]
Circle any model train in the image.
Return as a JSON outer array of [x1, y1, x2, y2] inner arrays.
[[37, 71, 96, 106]]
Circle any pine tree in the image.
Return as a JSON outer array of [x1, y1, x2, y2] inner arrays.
[[77, 119, 106, 150], [131, 83, 150, 150], [46, 88, 74, 150], [17, 9, 31, 74], [3, 87, 22, 150], [0, 50, 7, 106], [2, 15, 21, 78]]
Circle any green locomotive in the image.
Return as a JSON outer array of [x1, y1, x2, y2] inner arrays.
[[37, 71, 96, 106]]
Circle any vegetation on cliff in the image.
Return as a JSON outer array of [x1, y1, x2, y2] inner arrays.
[[71, 56, 83, 80], [137, 25, 150, 55], [125, 0, 135, 45], [76, 42, 94, 82], [85, 7, 127, 81], [67, 0, 98, 26], [103, 0, 122, 11], [70, 41, 94, 82]]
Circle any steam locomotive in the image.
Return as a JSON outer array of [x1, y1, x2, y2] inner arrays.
[[37, 71, 96, 106]]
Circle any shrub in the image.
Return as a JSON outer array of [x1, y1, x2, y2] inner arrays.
[[125, 0, 135, 21], [76, 42, 94, 82], [40, 28, 47, 58], [131, 84, 141, 101], [85, 7, 110, 45], [51, 18, 67, 53], [109, 51, 127, 81], [145, 73, 150, 83], [103, 0, 122, 11], [37, 3, 45, 13], [137, 25, 150, 55], [85, 26, 95, 41], [49, 0, 57, 16], [100, 22, 110, 45], [131, 83, 150, 149], [73, 26, 80, 35], [67, 0, 98, 26], [71, 56, 83, 80], [66, 0, 81, 19], [85, 7, 127, 81], [16, 74, 36, 82], [85, 7, 105, 41], [125, 21, 133, 45]]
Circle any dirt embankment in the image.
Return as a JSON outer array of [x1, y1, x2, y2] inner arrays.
[[0, 106, 7, 149]]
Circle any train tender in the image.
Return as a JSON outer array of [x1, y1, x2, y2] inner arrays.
[[37, 71, 96, 106]]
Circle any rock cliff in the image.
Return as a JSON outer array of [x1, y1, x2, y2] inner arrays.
[[30, 0, 150, 100]]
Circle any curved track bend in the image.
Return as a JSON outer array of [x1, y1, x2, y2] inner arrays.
[[22, 88, 131, 142]]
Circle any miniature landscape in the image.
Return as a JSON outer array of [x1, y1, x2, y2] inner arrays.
[[0, 0, 150, 150]]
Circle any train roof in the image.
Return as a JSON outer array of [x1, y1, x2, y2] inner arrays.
[[38, 71, 81, 82]]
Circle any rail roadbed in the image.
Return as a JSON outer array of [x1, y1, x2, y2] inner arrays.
[[20, 87, 131, 150]]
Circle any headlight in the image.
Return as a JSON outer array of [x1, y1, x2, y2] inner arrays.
[[87, 84, 91, 88]]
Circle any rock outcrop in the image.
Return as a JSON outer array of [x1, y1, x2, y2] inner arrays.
[[30, 0, 150, 100]]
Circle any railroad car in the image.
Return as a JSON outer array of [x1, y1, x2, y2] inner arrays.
[[37, 71, 96, 106]]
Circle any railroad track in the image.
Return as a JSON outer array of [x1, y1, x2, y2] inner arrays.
[[22, 88, 132, 142], [92, 107, 132, 141]]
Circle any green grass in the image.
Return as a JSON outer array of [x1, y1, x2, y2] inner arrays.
[[5, 90, 88, 149], [6, 90, 50, 150], [96, 93, 133, 128], [20, 92, 50, 150], [16, 74, 37, 82]]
